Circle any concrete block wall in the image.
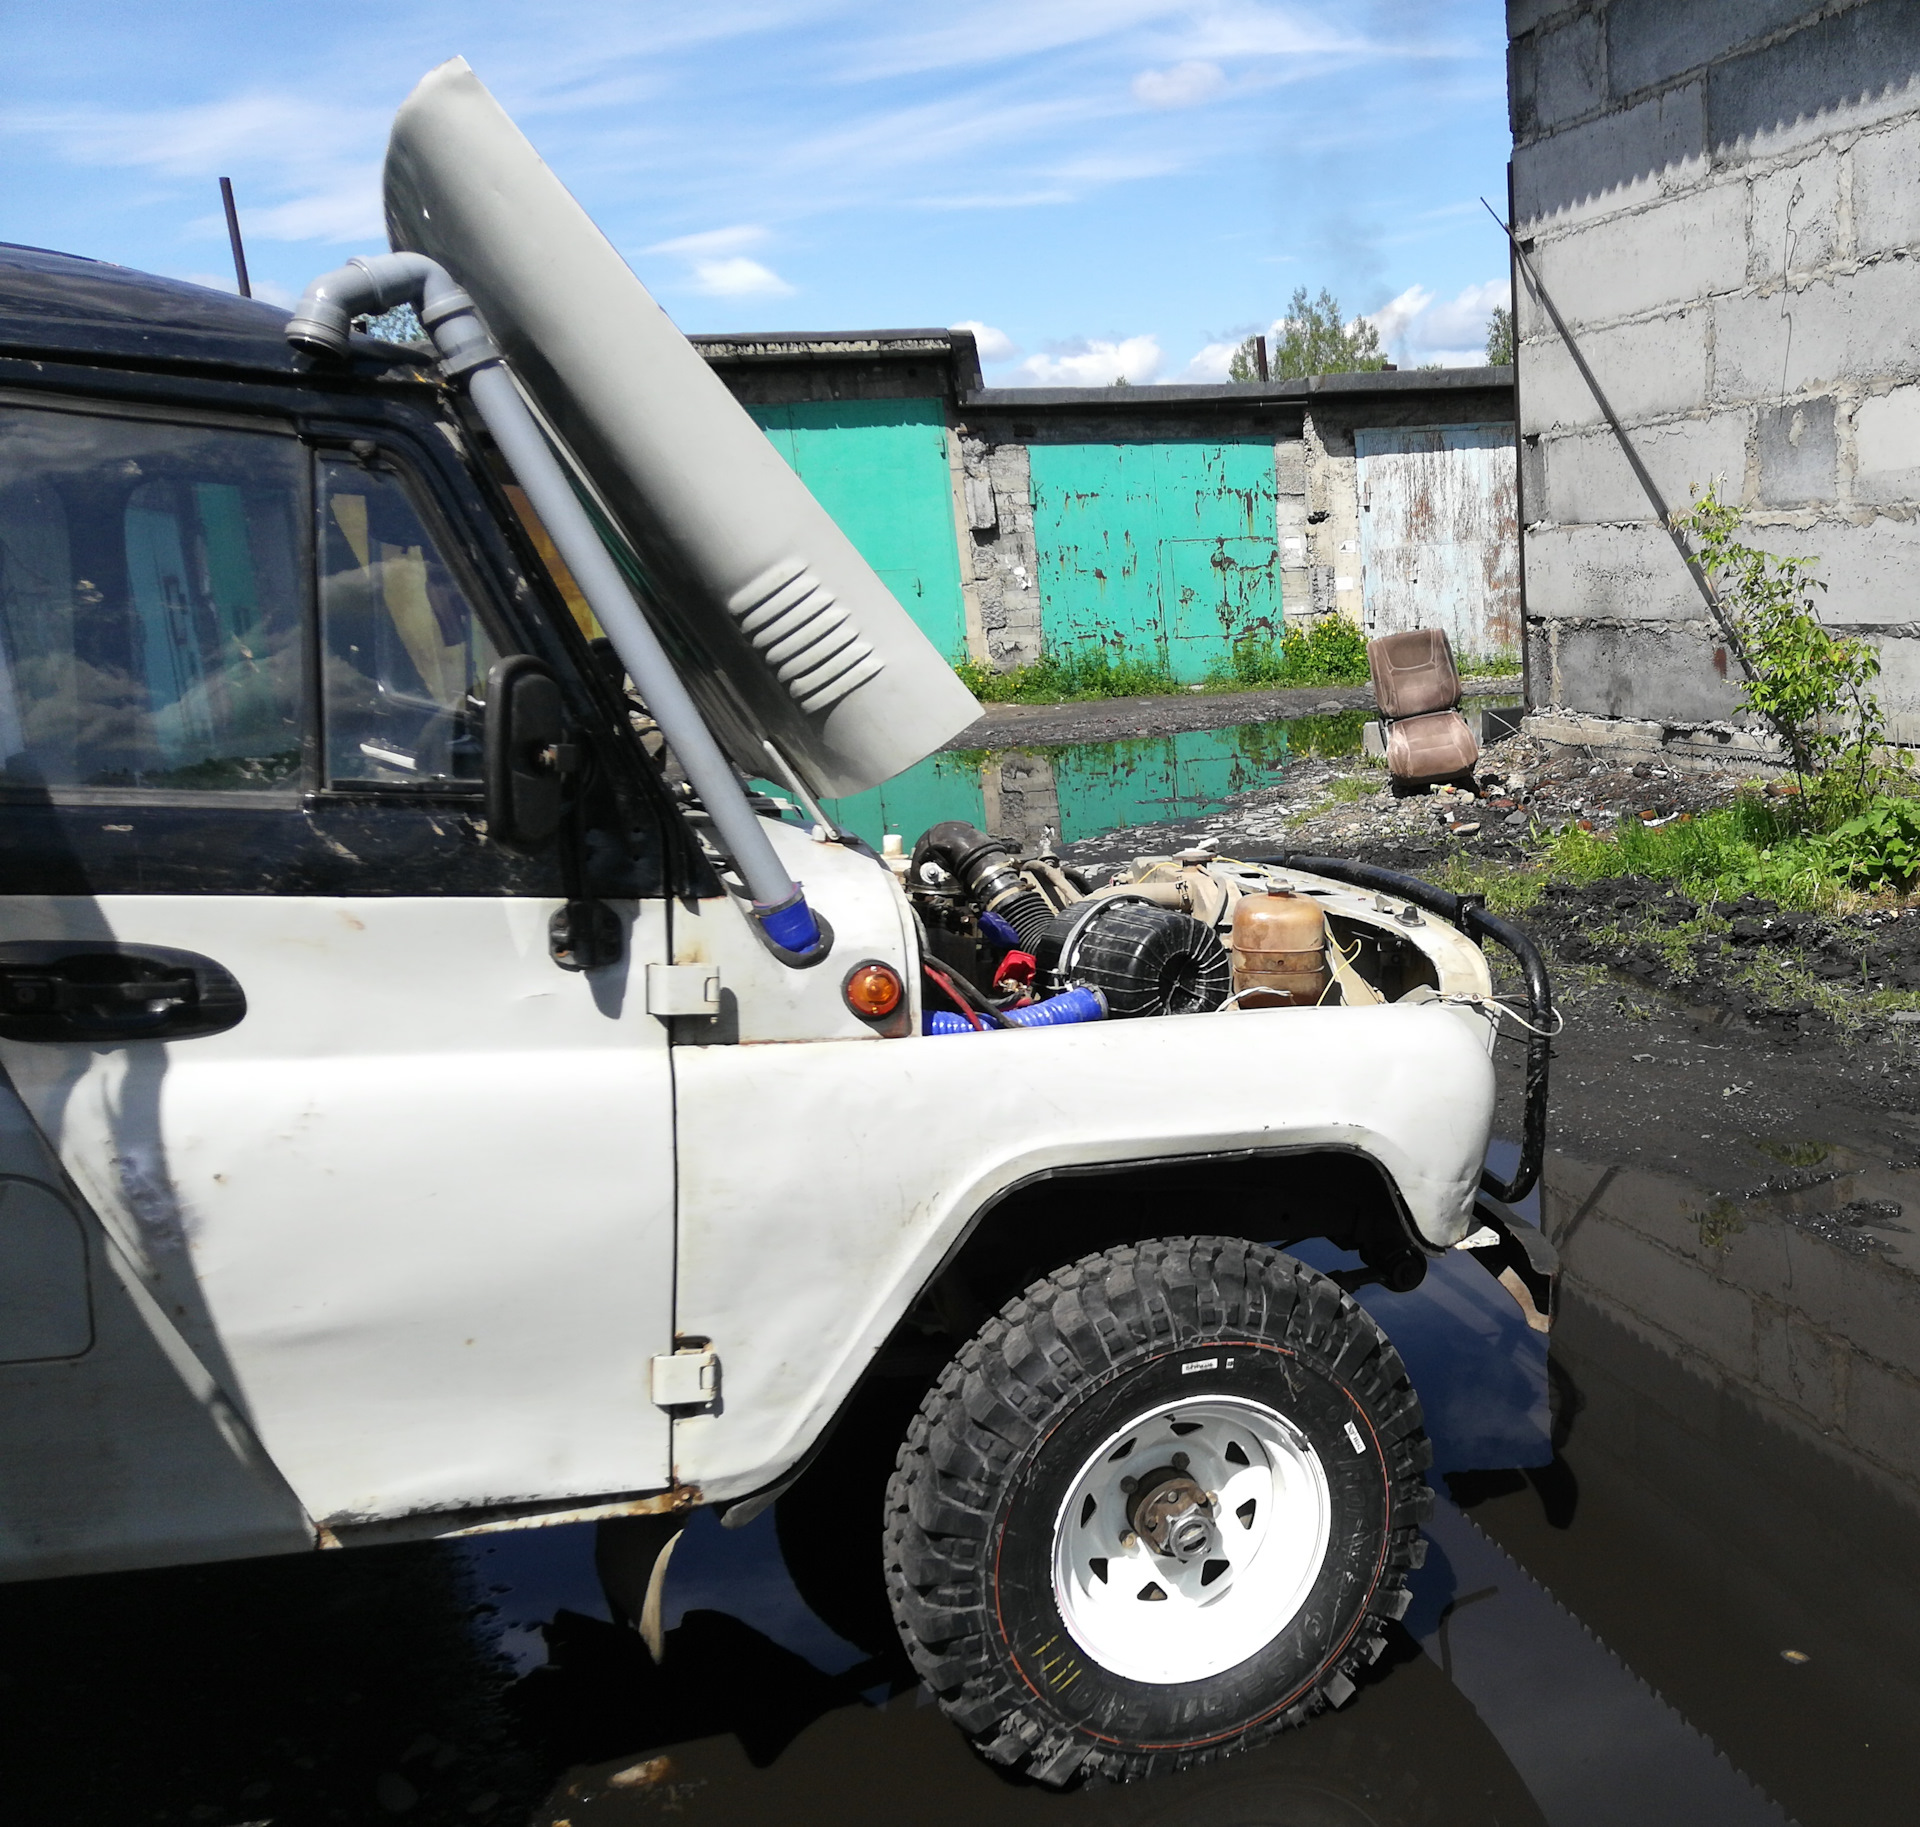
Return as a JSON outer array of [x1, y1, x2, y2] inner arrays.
[[1510, 0, 1920, 739], [957, 436, 1044, 668]]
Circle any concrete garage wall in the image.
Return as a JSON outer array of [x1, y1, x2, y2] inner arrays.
[[1510, 0, 1920, 741], [699, 333, 1518, 681]]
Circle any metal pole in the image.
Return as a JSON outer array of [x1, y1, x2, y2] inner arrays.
[[219, 178, 251, 299], [1479, 197, 1749, 680]]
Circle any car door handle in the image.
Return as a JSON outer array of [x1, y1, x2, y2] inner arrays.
[[0, 944, 247, 1044]]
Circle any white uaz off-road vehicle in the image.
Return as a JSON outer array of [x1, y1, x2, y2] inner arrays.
[[0, 62, 1552, 1788]]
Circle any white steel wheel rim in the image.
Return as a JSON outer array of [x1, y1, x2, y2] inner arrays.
[[1050, 1393, 1333, 1685]]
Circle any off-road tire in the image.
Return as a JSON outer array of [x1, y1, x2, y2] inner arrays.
[[883, 1237, 1432, 1787]]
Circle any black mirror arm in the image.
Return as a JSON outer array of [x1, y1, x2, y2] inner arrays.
[[547, 771, 622, 974]]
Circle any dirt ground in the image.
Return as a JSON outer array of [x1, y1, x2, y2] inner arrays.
[[944, 674, 1519, 752], [1052, 724, 1920, 1231]]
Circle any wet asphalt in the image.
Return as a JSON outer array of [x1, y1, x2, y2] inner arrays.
[[7, 736, 1920, 1827]]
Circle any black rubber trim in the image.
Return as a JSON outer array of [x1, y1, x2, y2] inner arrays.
[[1248, 853, 1552, 1205]]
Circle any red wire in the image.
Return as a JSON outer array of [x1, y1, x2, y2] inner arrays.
[[923, 964, 987, 1031]]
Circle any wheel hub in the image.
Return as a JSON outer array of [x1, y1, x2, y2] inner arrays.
[[1051, 1392, 1333, 1685], [1125, 1460, 1215, 1562]]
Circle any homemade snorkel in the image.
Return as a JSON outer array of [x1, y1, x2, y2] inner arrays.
[[286, 253, 825, 960]]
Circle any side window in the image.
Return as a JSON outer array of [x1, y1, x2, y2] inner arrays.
[[0, 406, 303, 794], [318, 456, 500, 789]]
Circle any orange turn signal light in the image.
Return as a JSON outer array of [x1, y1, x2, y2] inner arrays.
[[844, 961, 904, 1019]]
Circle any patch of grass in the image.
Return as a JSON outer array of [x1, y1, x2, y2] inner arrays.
[[1204, 617, 1371, 690], [955, 645, 1179, 704], [1293, 771, 1386, 826], [1458, 652, 1523, 678]]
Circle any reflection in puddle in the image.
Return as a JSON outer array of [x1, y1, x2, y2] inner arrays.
[[792, 711, 1377, 854]]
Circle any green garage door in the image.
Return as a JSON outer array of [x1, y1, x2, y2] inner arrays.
[[751, 399, 968, 664], [1028, 441, 1280, 683]]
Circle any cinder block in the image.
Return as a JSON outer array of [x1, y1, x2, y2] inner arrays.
[[1756, 395, 1838, 504], [1772, 1235, 1920, 1378], [1708, 2, 1920, 163], [1274, 441, 1306, 495], [1563, 1221, 1758, 1378], [1712, 261, 1920, 401], [1605, 0, 1813, 104], [1542, 411, 1749, 524], [1520, 306, 1711, 432], [1531, 182, 1748, 328], [1534, 12, 1604, 132], [1837, 628, 1920, 746], [1853, 384, 1920, 504], [1523, 521, 1712, 624], [1513, 82, 1708, 230], [1747, 514, 1920, 632], [1852, 115, 1920, 257], [1748, 149, 1843, 283], [1843, 1354, 1920, 1493], [1558, 623, 1745, 722], [1753, 1306, 1845, 1430], [1507, 0, 1578, 45]]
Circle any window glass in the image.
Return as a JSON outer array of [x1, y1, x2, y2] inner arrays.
[[318, 456, 499, 787], [0, 407, 303, 793]]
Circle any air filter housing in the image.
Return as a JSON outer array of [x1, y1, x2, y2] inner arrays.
[[1037, 899, 1232, 1018]]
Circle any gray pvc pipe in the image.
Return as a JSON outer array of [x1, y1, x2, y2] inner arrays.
[[287, 256, 818, 948]]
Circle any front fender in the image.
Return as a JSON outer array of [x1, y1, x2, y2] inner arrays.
[[669, 1001, 1496, 1501]]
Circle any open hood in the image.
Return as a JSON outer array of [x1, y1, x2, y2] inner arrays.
[[383, 58, 980, 800]]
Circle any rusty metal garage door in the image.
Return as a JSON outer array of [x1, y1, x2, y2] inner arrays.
[[1356, 423, 1518, 658]]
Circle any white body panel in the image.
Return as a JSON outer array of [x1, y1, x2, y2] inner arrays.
[[382, 59, 982, 799], [665, 822, 920, 1045], [0, 894, 675, 1526], [671, 991, 1498, 1503]]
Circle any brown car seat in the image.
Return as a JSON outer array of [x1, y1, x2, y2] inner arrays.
[[1367, 628, 1478, 790]]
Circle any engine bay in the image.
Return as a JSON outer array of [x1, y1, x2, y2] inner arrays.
[[898, 821, 1482, 1035]]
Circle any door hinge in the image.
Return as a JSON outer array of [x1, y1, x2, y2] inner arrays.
[[646, 962, 722, 1017], [650, 1347, 721, 1410]]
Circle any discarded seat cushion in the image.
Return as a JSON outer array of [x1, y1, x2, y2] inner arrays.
[[1386, 709, 1478, 784], [1369, 628, 1461, 720]]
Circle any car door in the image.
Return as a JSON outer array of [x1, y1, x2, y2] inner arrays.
[[0, 393, 676, 1532]]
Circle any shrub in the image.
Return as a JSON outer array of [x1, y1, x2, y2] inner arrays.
[[1674, 484, 1896, 823], [1208, 616, 1371, 690]]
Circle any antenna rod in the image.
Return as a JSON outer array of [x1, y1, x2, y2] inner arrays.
[[219, 177, 251, 298]]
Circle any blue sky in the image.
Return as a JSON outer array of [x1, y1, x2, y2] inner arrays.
[[4, 2, 1513, 382]]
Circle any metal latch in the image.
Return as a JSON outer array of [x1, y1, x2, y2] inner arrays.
[[646, 962, 722, 1017], [650, 1348, 721, 1410]]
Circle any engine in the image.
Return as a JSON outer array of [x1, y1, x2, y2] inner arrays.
[[903, 822, 1304, 1033]]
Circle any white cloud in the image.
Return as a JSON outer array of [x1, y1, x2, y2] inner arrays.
[[1364, 278, 1510, 366], [1016, 334, 1163, 386], [1365, 283, 1433, 349], [1180, 338, 1243, 381], [953, 320, 1020, 362], [645, 223, 769, 257], [686, 256, 795, 297], [642, 224, 795, 297], [1132, 61, 1226, 108]]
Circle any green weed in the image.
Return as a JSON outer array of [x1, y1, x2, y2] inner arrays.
[[955, 645, 1180, 704], [1205, 617, 1371, 690]]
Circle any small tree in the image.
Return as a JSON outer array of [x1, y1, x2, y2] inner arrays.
[[1231, 288, 1388, 382], [1485, 305, 1514, 366], [1674, 483, 1889, 818]]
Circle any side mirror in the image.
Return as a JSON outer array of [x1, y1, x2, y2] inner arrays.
[[485, 654, 573, 850]]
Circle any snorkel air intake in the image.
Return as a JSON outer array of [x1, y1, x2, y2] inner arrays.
[[287, 252, 825, 962]]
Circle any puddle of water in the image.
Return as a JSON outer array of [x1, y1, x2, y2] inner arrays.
[[9, 1129, 1916, 1825], [760, 710, 1373, 854]]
